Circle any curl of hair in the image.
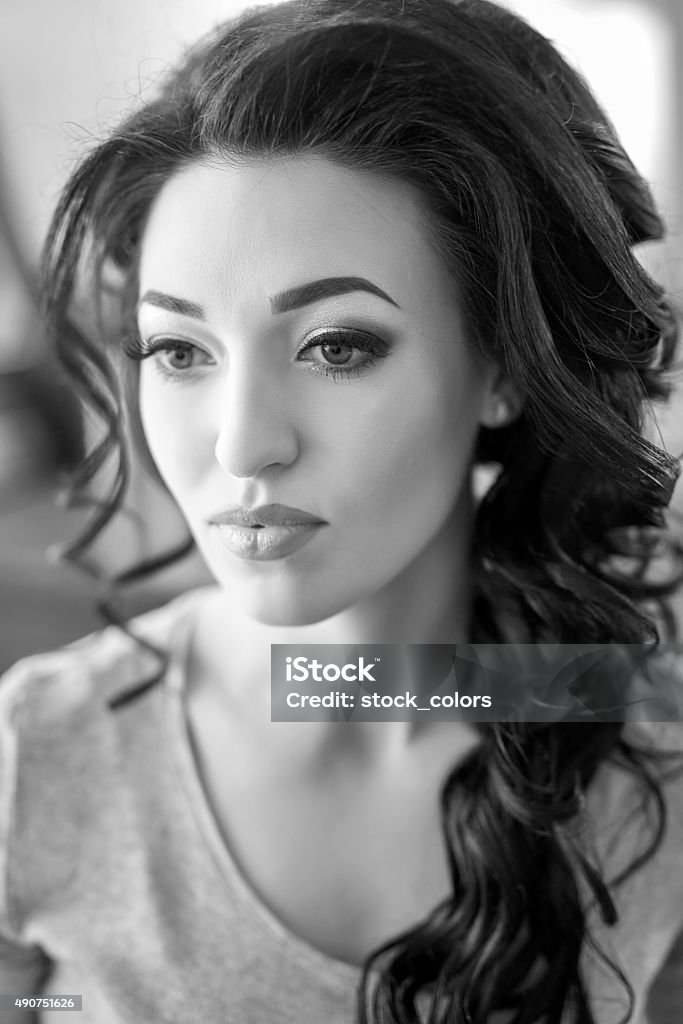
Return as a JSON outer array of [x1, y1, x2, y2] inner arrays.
[[41, 1, 683, 1021]]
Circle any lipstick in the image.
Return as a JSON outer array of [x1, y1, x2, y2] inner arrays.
[[207, 503, 326, 561]]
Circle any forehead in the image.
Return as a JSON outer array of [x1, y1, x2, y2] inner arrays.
[[137, 155, 459, 323]]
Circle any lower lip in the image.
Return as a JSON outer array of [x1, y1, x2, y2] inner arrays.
[[210, 523, 325, 561]]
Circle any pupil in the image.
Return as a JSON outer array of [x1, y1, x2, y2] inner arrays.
[[323, 343, 352, 365]]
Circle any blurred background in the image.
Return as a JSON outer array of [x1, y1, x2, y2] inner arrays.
[[0, 0, 681, 671]]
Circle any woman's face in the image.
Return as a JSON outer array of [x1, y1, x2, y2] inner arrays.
[[136, 155, 504, 626]]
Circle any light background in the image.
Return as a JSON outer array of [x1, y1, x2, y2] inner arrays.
[[0, 1, 679, 252], [0, 2, 679, 252]]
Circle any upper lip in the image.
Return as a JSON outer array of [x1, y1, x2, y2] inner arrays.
[[207, 503, 325, 527]]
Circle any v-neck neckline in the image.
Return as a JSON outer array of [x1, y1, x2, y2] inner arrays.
[[162, 588, 364, 987]]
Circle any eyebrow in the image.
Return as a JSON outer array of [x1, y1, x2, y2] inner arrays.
[[269, 277, 400, 313], [136, 291, 206, 320], [137, 277, 400, 320]]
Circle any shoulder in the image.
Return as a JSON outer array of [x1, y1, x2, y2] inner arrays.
[[622, 718, 683, 822], [0, 585, 212, 728], [583, 718, 683, 1013], [619, 719, 683, 834], [590, 717, 683, 830], [0, 586, 211, 791], [0, 587, 212, 930], [586, 716, 683, 919]]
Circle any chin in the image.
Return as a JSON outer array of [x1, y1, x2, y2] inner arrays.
[[242, 595, 338, 628], [232, 577, 366, 629], [249, 607, 328, 628]]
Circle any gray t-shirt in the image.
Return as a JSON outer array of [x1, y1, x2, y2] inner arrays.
[[1, 588, 682, 1023]]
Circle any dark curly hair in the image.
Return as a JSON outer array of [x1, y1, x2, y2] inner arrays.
[[41, 1, 683, 1021]]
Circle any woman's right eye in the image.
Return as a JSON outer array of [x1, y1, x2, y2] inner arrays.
[[122, 336, 213, 380]]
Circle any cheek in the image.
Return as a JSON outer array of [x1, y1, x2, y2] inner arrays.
[[333, 366, 483, 518], [138, 377, 207, 494]]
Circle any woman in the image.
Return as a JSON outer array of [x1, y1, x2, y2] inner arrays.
[[1, 0, 683, 1021]]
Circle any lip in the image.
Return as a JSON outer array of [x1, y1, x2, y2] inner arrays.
[[207, 503, 327, 562], [210, 522, 324, 561], [207, 503, 325, 527]]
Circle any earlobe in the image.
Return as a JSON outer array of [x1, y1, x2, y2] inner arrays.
[[479, 376, 524, 429]]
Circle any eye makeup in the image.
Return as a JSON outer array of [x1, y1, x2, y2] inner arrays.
[[295, 328, 392, 381], [122, 335, 215, 384], [122, 326, 392, 383]]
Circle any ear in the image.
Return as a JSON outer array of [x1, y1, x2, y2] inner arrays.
[[478, 366, 524, 429]]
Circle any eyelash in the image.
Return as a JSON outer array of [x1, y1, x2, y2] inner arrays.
[[122, 334, 211, 385], [122, 329, 391, 383], [298, 329, 390, 381]]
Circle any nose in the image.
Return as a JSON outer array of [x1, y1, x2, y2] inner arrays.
[[213, 358, 300, 479]]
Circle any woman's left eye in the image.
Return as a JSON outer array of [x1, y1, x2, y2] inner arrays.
[[296, 329, 391, 381]]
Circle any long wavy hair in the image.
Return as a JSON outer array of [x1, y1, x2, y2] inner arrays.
[[41, 1, 683, 1021]]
